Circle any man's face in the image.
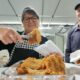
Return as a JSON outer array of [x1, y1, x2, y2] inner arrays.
[[75, 8, 80, 22], [22, 13, 39, 34]]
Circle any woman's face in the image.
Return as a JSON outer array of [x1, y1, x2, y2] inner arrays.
[[22, 13, 39, 34]]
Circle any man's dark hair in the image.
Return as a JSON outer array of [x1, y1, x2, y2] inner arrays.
[[22, 7, 39, 22], [75, 3, 80, 10]]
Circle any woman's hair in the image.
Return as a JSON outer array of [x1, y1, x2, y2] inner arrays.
[[22, 7, 39, 22]]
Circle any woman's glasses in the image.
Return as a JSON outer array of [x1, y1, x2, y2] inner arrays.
[[24, 17, 37, 22]]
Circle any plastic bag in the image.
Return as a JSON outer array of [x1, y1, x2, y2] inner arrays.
[[0, 49, 9, 67]]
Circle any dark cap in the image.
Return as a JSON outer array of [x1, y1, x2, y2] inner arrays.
[[22, 7, 39, 22], [75, 3, 80, 10]]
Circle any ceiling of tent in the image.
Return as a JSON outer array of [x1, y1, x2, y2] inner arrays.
[[0, 0, 80, 24], [0, 0, 80, 35]]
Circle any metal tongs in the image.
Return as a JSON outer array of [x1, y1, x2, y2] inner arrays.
[[21, 35, 32, 39]]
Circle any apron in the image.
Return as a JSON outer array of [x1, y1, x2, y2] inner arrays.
[[4, 36, 43, 67]]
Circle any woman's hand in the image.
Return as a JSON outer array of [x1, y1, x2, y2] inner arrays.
[[0, 27, 23, 45]]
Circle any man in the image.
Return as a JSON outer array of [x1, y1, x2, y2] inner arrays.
[[65, 3, 80, 63], [0, 7, 48, 66]]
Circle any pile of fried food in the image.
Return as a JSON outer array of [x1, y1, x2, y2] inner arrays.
[[16, 53, 65, 75]]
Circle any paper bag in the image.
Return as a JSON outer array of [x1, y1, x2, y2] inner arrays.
[[34, 40, 63, 56]]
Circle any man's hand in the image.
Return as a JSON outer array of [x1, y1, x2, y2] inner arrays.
[[0, 27, 23, 45]]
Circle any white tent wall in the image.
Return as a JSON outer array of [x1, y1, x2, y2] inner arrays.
[[54, 34, 64, 53], [0, 24, 24, 31], [46, 34, 64, 53]]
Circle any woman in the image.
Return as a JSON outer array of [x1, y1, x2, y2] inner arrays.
[[0, 7, 48, 66]]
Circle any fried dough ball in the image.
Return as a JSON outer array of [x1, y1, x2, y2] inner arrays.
[[28, 28, 41, 44]]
